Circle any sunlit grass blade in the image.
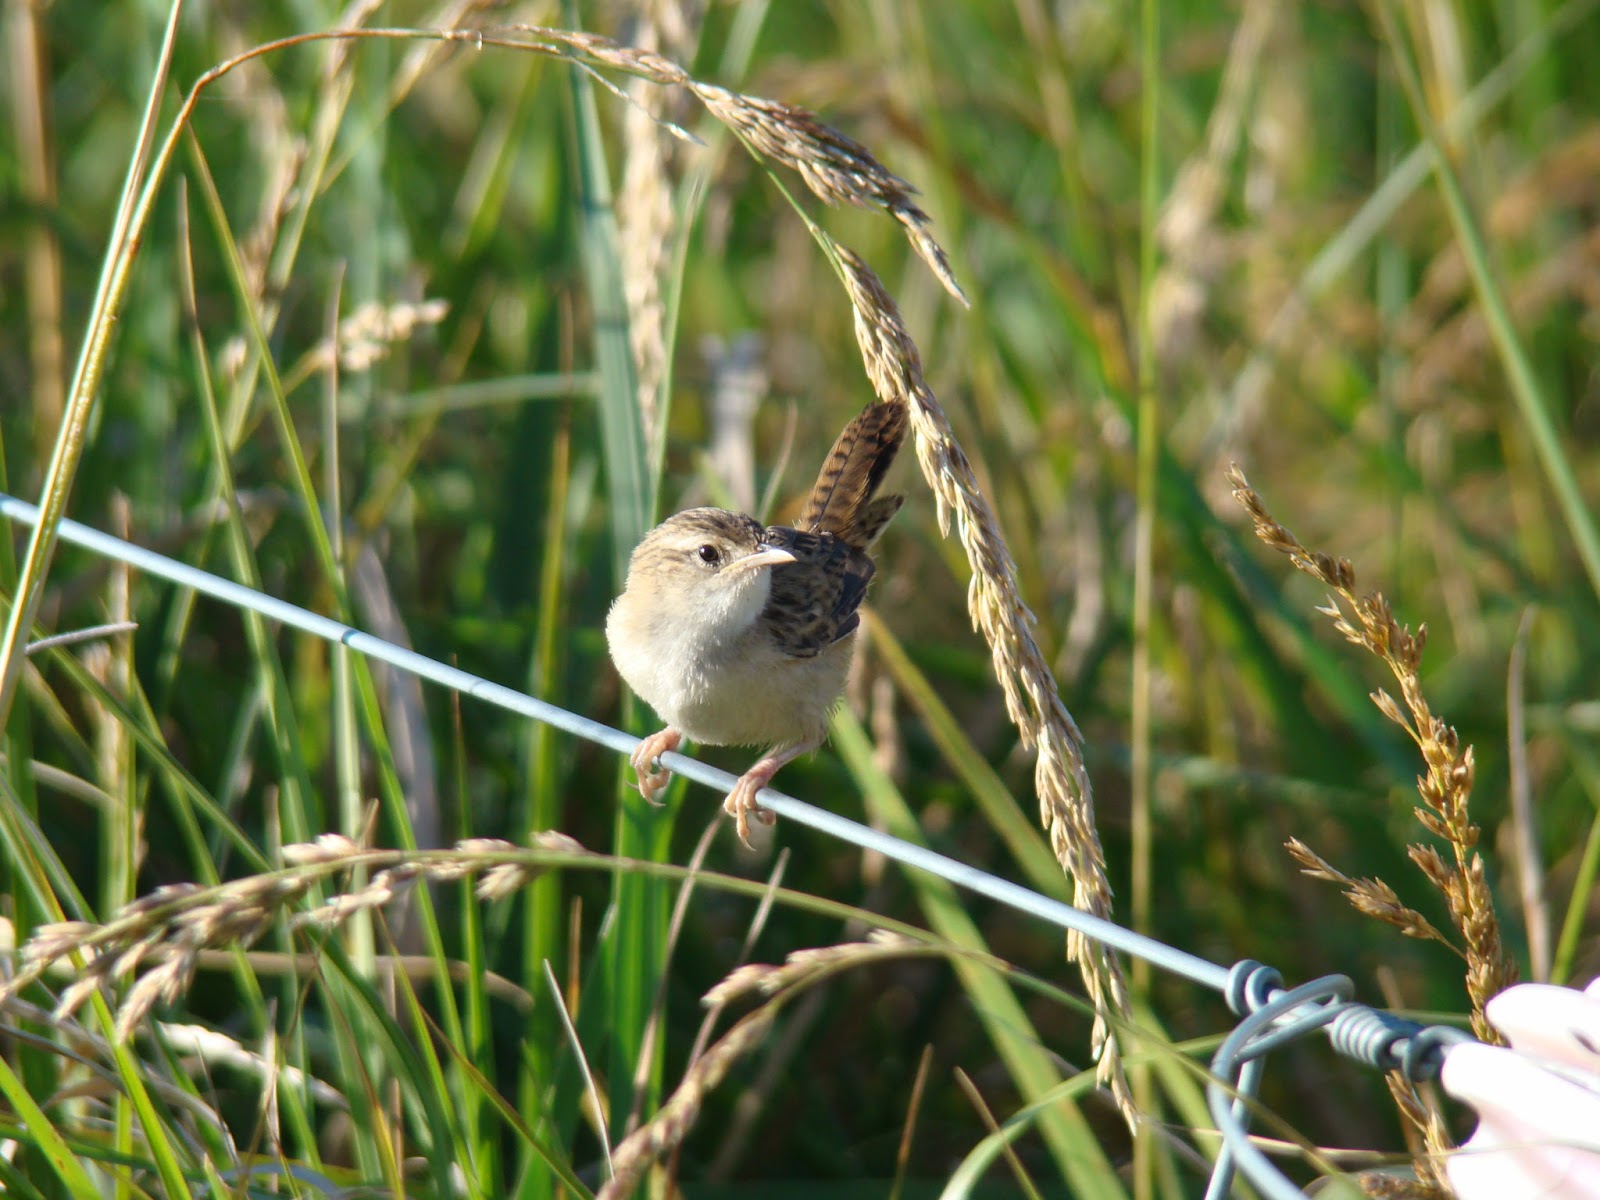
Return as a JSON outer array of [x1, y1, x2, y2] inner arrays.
[[0, 1054, 100, 1200], [0, 0, 184, 728], [1376, 0, 1600, 605], [866, 612, 1070, 902], [425, 1002, 595, 1198], [563, 43, 650, 573], [830, 709, 1125, 1197], [308, 931, 463, 1194], [515, 411, 574, 1196], [390, 933, 491, 1200], [938, 1071, 1103, 1200], [0, 784, 193, 1197], [560, 0, 668, 1145], [182, 135, 344, 603]]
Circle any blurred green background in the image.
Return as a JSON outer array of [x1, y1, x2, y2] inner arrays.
[[3, 0, 1598, 1195]]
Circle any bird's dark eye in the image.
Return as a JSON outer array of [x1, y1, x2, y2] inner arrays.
[[697, 544, 720, 565]]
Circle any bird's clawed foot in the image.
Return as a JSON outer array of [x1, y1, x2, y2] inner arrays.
[[723, 742, 814, 847], [630, 728, 682, 805], [723, 767, 778, 849]]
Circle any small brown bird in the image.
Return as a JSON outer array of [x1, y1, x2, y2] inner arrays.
[[606, 401, 907, 845]]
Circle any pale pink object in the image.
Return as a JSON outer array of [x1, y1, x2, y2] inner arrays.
[[1441, 978, 1600, 1199]]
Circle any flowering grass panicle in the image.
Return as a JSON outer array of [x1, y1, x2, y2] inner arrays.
[[1230, 464, 1518, 1185]]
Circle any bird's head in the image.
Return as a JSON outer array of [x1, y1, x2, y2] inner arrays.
[[622, 508, 797, 638]]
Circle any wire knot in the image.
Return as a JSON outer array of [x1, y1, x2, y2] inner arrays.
[[1326, 1005, 1417, 1071], [1224, 960, 1281, 1017]]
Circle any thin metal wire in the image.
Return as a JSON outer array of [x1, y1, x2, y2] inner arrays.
[[0, 491, 1477, 1197], [1207, 975, 1354, 1200], [0, 491, 1230, 993]]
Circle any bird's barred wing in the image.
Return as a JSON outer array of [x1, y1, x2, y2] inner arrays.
[[759, 526, 874, 658]]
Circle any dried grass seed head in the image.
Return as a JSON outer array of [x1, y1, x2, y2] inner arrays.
[[836, 243, 1130, 1113]]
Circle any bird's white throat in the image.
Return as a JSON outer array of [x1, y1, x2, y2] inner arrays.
[[609, 559, 776, 671], [688, 566, 773, 653]]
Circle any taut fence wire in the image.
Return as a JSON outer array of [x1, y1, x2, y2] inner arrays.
[[0, 491, 1477, 1199]]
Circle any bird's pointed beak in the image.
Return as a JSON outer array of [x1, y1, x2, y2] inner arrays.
[[725, 544, 797, 575]]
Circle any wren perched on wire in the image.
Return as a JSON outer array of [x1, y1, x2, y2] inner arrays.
[[605, 400, 907, 845]]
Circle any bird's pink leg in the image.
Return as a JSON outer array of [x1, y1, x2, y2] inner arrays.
[[630, 728, 682, 805], [724, 740, 816, 847]]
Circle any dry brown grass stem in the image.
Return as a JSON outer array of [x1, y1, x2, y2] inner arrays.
[[1, 831, 583, 1042], [599, 1003, 775, 1200], [464, 24, 967, 306], [1285, 838, 1450, 947], [145, 20, 964, 310], [1383, 1074, 1454, 1196], [1228, 465, 1516, 1045], [836, 247, 1132, 1117], [1152, 0, 1275, 366], [317, 298, 451, 374], [617, 4, 697, 449], [702, 928, 924, 1006], [599, 932, 926, 1199]]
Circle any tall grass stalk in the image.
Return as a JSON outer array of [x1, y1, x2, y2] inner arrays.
[[0, 1, 184, 727]]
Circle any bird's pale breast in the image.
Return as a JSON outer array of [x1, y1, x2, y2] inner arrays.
[[606, 590, 852, 749]]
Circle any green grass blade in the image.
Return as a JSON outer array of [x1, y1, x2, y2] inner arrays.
[[831, 709, 1125, 1198], [560, 0, 667, 1142], [0, 0, 185, 726], [866, 613, 1070, 901], [515, 413, 574, 1194], [0, 1054, 101, 1200], [1376, 0, 1600, 605]]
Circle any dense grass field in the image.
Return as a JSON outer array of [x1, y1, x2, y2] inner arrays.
[[3, 0, 1599, 1195]]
